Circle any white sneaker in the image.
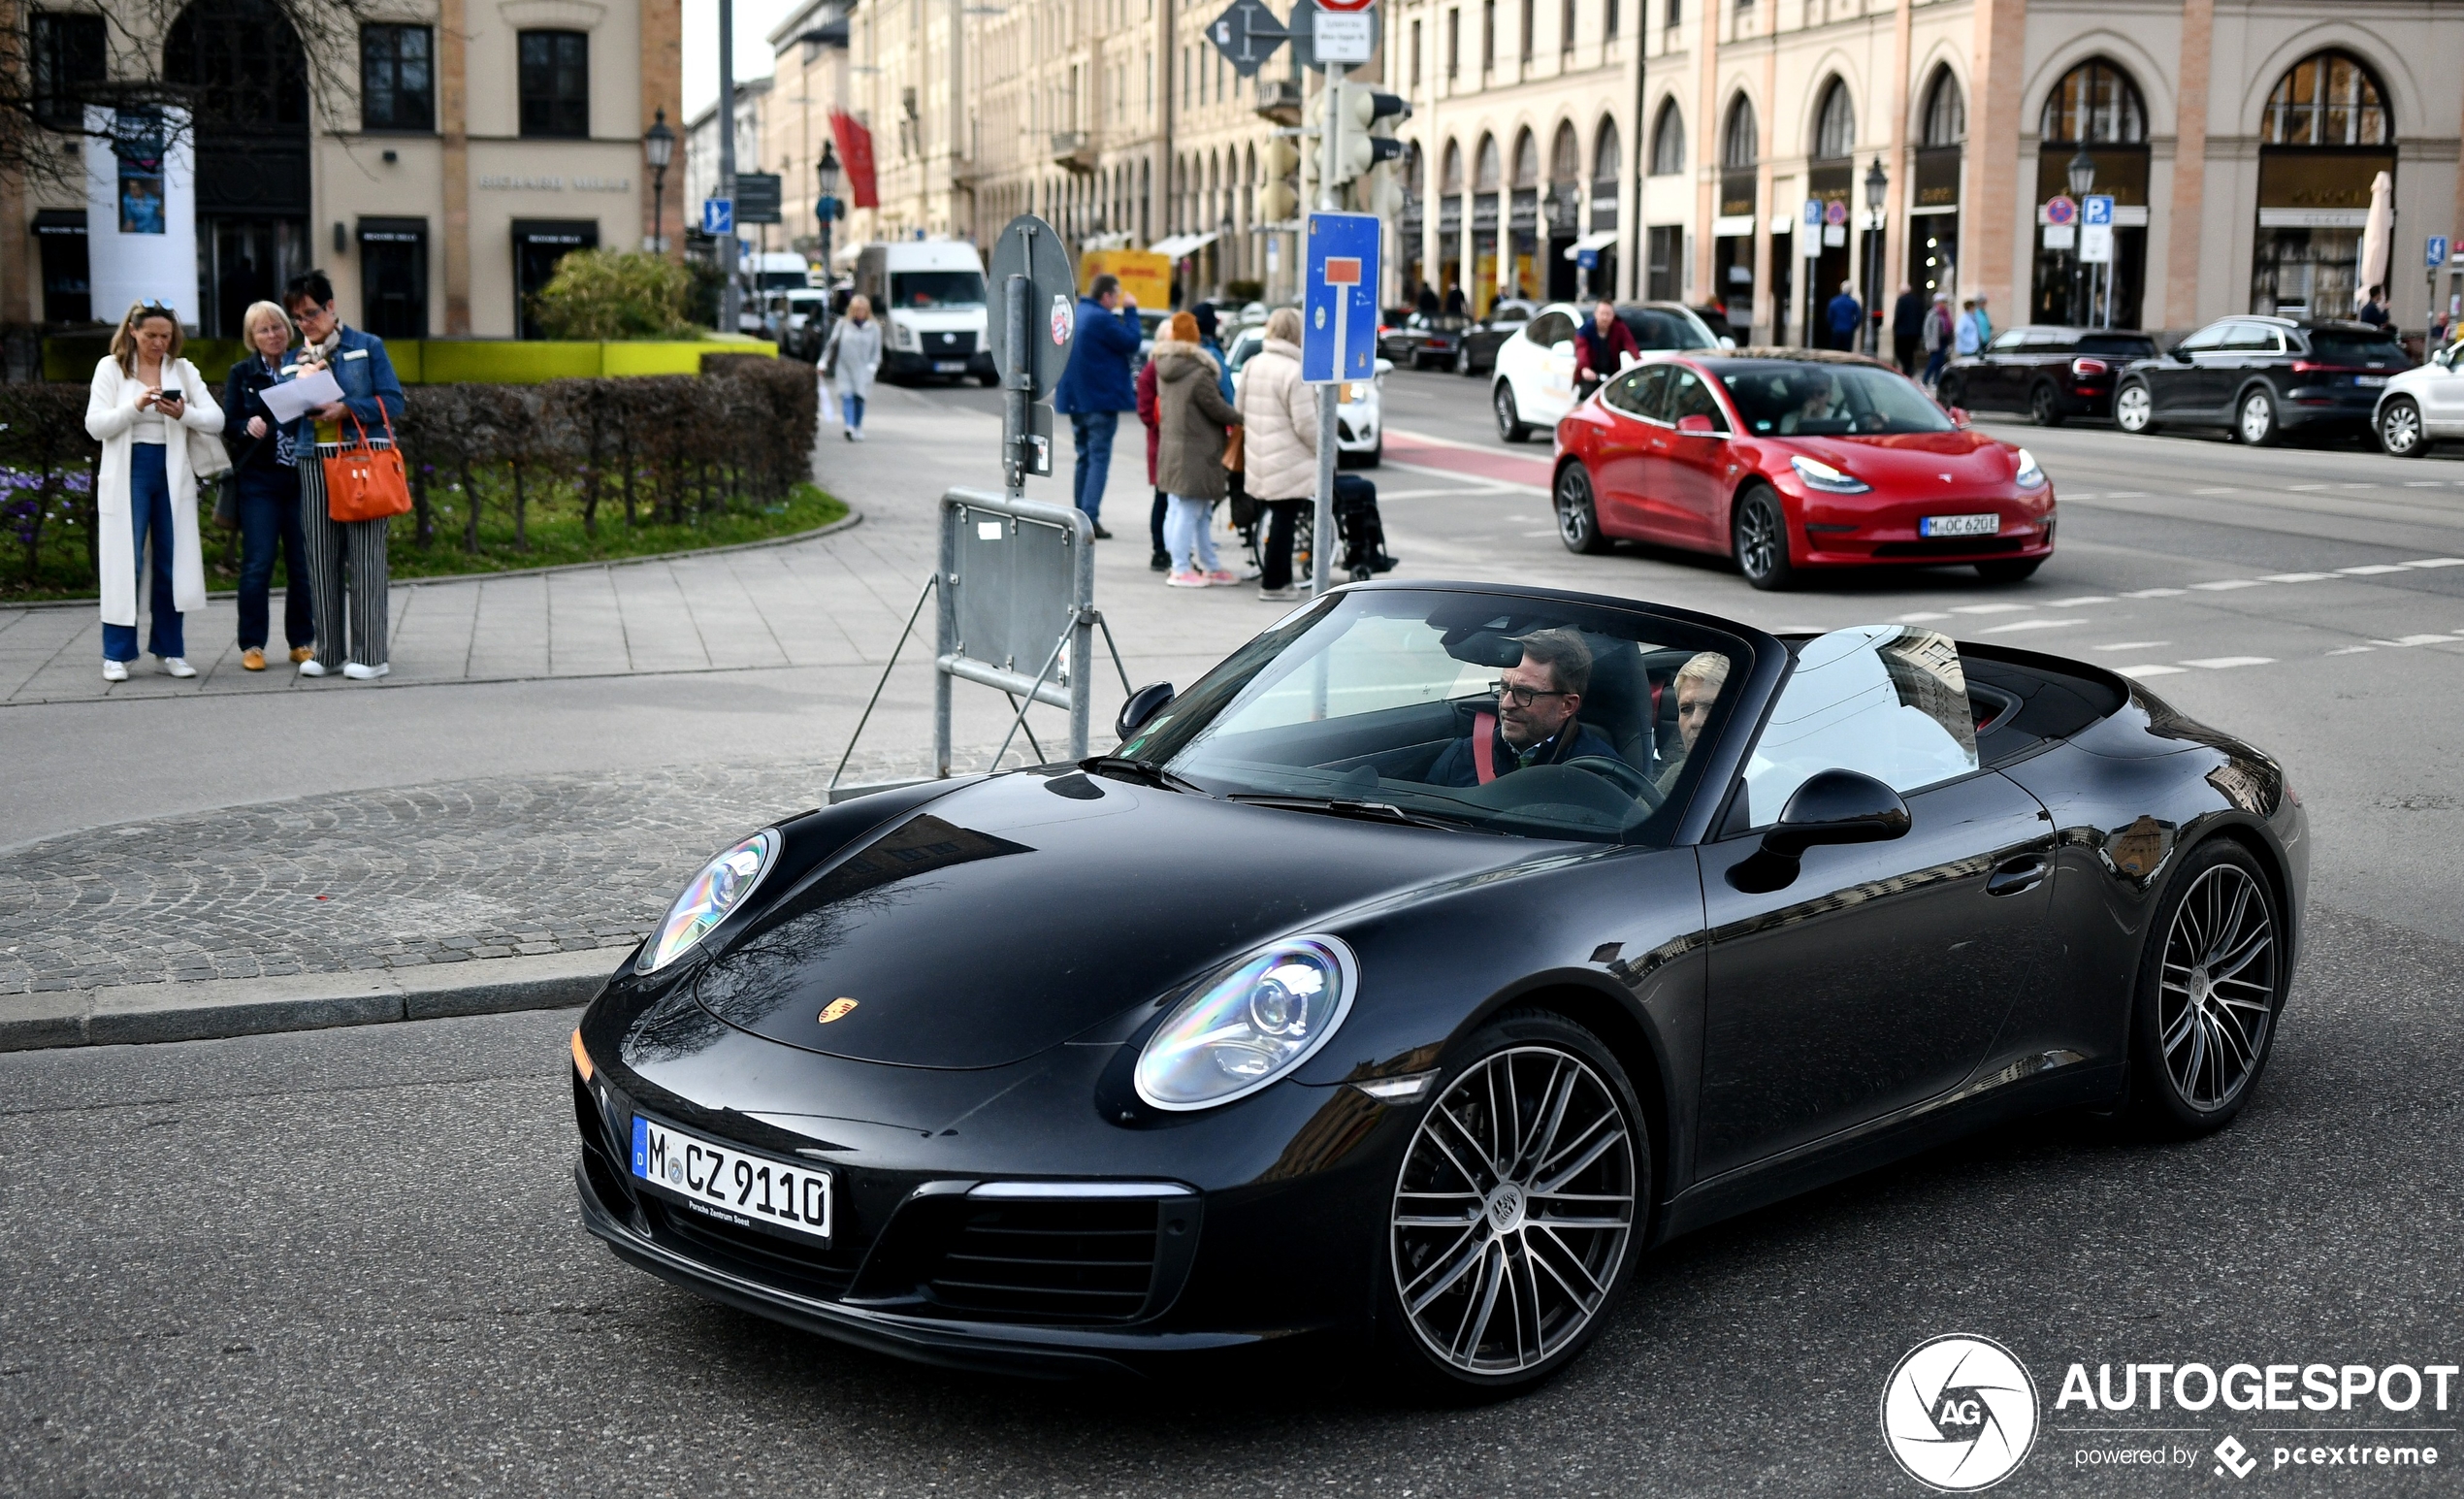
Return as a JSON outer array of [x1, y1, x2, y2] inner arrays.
[[160, 657, 196, 678], [849, 429, 867, 442], [298, 659, 327, 677], [341, 662, 391, 680], [103, 660, 128, 682]]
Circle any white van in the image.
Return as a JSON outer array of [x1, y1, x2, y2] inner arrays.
[[853, 240, 995, 385]]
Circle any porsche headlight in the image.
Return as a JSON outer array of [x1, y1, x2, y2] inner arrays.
[[1790, 453, 1870, 493], [637, 829, 780, 974], [1134, 936, 1357, 1110], [2014, 446, 2048, 489]]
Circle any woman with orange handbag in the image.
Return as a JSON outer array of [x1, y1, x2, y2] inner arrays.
[[281, 270, 405, 681]]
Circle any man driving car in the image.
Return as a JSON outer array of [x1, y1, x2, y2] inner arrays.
[[1429, 630, 1620, 787]]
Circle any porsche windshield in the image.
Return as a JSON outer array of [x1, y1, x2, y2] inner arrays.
[[1715, 361, 1954, 437], [1118, 591, 1748, 844]]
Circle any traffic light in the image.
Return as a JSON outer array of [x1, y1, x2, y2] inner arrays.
[[1260, 135, 1303, 222], [1330, 84, 1410, 186]]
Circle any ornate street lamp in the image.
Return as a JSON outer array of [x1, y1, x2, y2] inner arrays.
[[1862, 156, 1888, 355], [2066, 147, 2095, 324], [644, 109, 675, 253]]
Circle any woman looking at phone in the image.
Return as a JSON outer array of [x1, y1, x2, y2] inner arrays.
[[84, 300, 224, 683]]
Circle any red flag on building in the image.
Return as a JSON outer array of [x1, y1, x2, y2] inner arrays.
[[828, 112, 879, 210]]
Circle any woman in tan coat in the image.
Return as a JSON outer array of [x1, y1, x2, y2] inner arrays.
[[1233, 308, 1318, 600], [1149, 310, 1243, 587]]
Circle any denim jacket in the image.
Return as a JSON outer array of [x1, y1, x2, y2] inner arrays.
[[283, 325, 405, 452]]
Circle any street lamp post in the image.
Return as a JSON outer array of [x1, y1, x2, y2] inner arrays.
[[2066, 147, 2097, 327], [817, 141, 841, 342], [1863, 157, 1888, 357], [644, 109, 675, 254]]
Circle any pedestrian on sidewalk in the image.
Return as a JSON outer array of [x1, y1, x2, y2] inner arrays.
[[1921, 291, 1954, 386], [1135, 346, 1168, 570], [2358, 285, 2390, 328], [1954, 296, 1985, 358], [1236, 308, 1317, 601], [1827, 281, 1864, 352], [219, 299, 314, 672], [1053, 273, 1142, 539], [820, 293, 882, 440], [283, 269, 404, 682], [1151, 310, 1242, 587], [86, 300, 224, 683], [1194, 303, 1256, 579], [1963, 293, 1994, 352], [1891, 282, 1927, 375]]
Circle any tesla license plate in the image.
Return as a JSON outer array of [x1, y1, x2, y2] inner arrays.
[[631, 1115, 832, 1246], [1920, 513, 2001, 538]]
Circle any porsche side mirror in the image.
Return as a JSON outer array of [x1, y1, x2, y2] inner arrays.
[[1117, 681, 1177, 740], [1948, 406, 1971, 428], [1675, 413, 1716, 436], [1729, 769, 1911, 893]]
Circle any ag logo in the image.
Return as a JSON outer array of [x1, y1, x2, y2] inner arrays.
[[1881, 1334, 2039, 1491]]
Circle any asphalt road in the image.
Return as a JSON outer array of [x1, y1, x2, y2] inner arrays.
[[10, 368, 2464, 1495]]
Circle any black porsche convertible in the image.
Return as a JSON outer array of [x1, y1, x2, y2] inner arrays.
[[569, 581, 2305, 1393]]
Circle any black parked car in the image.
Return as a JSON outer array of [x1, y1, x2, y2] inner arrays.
[[1379, 311, 1469, 370], [1450, 300, 1540, 375], [1935, 326, 2157, 425], [2114, 315, 2408, 445], [571, 581, 2305, 1392]]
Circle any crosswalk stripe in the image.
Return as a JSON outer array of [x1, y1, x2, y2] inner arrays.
[[2191, 579, 2267, 591], [2115, 664, 2188, 677], [2182, 656, 2274, 669]]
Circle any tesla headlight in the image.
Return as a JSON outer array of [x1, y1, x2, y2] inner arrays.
[[1790, 454, 1870, 493], [1133, 936, 1358, 1110], [2014, 447, 2048, 489], [637, 829, 780, 973]]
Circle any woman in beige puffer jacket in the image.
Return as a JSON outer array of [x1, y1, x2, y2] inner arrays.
[[1151, 311, 1244, 585], [1235, 308, 1319, 599]]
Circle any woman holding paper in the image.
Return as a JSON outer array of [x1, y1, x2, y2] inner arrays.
[[281, 270, 404, 680], [219, 301, 314, 671], [84, 300, 224, 683]]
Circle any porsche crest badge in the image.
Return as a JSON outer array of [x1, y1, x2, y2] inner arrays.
[[818, 997, 859, 1025]]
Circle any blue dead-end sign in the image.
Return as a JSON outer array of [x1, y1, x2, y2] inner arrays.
[[1303, 211, 1379, 384]]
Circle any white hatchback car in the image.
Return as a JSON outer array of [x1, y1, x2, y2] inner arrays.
[[1225, 326, 1387, 467], [1488, 302, 1725, 442], [2374, 338, 2464, 456]]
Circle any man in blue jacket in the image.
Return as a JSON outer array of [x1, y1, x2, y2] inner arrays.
[[1827, 280, 1864, 352], [1052, 274, 1142, 538]]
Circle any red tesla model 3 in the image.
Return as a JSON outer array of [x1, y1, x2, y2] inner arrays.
[[1550, 348, 2056, 589]]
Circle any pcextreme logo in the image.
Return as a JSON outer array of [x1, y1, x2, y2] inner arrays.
[[1882, 1335, 2041, 1491]]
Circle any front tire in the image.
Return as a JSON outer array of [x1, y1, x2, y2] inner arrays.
[[1494, 381, 1530, 442], [2115, 381, 2156, 434], [1555, 464, 1607, 554], [2236, 387, 2282, 447], [2029, 382, 2065, 427], [1732, 485, 1795, 591], [1382, 1009, 1647, 1396], [2379, 397, 2427, 458], [2129, 840, 2286, 1136]]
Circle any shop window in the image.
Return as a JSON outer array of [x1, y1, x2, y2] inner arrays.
[[1722, 95, 1756, 170], [518, 30, 589, 139], [359, 219, 429, 339], [1922, 69, 1964, 147], [34, 211, 90, 323], [361, 25, 434, 132], [1650, 100, 1683, 176], [31, 12, 107, 131], [1811, 79, 1853, 161], [2039, 59, 2144, 146], [2263, 51, 2387, 147]]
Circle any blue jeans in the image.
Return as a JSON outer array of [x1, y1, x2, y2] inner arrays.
[[842, 393, 866, 430], [1923, 346, 1948, 385], [1069, 410, 1119, 522], [236, 466, 313, 651], [103, 443, 181, 662], [1164, 494, 1220, 572]]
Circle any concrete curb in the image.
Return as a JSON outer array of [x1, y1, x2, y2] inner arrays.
[[0, 947, 618, 1052]]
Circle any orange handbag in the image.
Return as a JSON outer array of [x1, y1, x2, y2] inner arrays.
[[323, 406, 412, 524]]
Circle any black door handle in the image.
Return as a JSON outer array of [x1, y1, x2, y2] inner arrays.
[[1987, 856, 2048, 897]]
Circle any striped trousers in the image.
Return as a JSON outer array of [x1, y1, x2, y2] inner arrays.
[[297, 454, 391, 669]]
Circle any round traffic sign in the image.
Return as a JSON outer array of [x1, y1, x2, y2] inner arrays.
[[987, 213, 1077, 396], [2043, 195, 2077, 226], [1823, 198, 1848, 227], [1317, 0, 1376, 14]]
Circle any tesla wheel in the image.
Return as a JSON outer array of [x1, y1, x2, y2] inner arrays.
[[1732, 485, 1795, 592], [1494, 381, 1530, 442], [1383, 1009, 1646, 1395], [2115, 381, 2156, 435], [2130, 841, 2286, 1136], [2236, 387, 2282, 447], [1554, 465, 1607, 554], [1975, 558, 2043, 583], [2379, 398, 2426, 458], [2030, 383, 2064, 427]]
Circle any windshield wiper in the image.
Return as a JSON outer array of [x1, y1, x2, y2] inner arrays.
[[1225, 794, 1474, 832], [1081, 756, 1212, 797]]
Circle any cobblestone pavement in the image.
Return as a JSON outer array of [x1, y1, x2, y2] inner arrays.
[[0, 748, 1012, 996]]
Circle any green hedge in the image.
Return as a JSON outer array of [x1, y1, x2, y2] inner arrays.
[[40, 333, 778, 386]]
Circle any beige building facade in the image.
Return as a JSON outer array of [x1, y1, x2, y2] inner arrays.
[[3, 0, 684, 339]]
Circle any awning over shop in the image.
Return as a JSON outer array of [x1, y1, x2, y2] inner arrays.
[[1562, 229, 1618, 260], [1148, 231, 1220, 260]]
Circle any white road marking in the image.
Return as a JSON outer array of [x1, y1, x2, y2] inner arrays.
[[2326, 645, 2375, 655], [2106, 490, 2150, 498], [2046, 596, 2115, 606], [1950, 603, 2032, 614], [2405, 481, 2447, 488], [2182, 656, 2274, 669], [1896, 611, 1954, 623], [2124, 587, 2188, 598], [2092, 641, 2169, 651], [2193, 487, 2241, 495], [2339, 564, 2412, 575], [1982, 618, 2085, 634], [2289, 483, 2329, 491], [1519, 530, 1558, 538], [2190, 578, 2267, 591], [2370, 635, 2461, 647], [2116, 664, 2188, 677], [2404, 558, 2464, 569], [2259, 572, 2335, 582], [2340, 483, 2377, 490]]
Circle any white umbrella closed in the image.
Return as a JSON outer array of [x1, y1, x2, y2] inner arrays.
[[2355, 170, 2393, 312]]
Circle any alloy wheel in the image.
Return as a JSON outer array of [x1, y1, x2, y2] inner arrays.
[[2381, 399, 2424, 457], [2238, 389, 2279, 446], [1494, 383, 1526, 441], [2155, 864, 2278, 1113], [1391, 1045, 1637, 1377], [1555, 466, 1604, 553], [1734, 491, 1790, 589], [2116, 383, 2153, 433], [2031, 384, 2063, 427]]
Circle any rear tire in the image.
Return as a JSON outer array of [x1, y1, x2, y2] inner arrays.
[[1494, 381, 1530, 442], [1975, 557, 2043, 583], [1732, 485, 1795, 591], [2128, 840, 2286, 1137], [2236, 387, 2282, 447], [1935, 374, 1964, 409], [1555, 464, 1607, 554], [2115, 381, 2156, 435], [2029, 383, 2065, 427], [2379, 398, 2426, 458]]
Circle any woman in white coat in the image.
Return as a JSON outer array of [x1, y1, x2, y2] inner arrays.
[[85, 302, 224, 682], [1234, 308, 1319, 601], [821, 294, 883, 440]]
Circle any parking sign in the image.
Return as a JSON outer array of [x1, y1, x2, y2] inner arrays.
[[1302, 212, 1379, 384], [701, 198, 733, 236], [2431, 236, 2451, 269]]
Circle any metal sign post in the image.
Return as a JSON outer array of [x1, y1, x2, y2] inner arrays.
[[1302, 211, 1379, 596], [2429, 236, 2449, 342], [2080, 196, 2115, 329]]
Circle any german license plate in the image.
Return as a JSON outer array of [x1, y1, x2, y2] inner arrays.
[[632, 1115, 831, 1246], [2354, 375, 2388, 387], [1921, 513, 2001, 538], [934, 360, 966, 373]]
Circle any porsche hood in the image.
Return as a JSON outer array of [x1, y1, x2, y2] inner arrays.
[[688, 771, 1533, 1070]]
